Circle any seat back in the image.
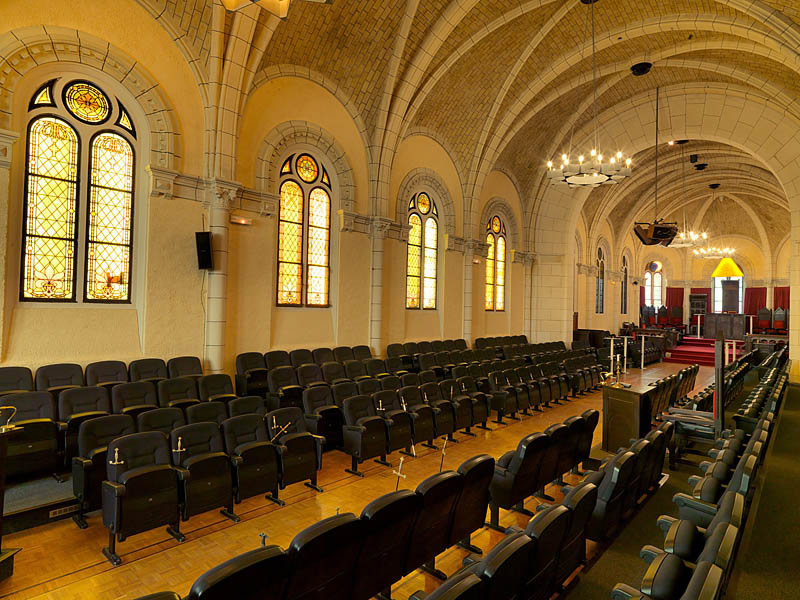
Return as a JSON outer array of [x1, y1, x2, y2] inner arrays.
[[381, 375, 402, 391], [36, 363, 83, 390], [321, 362, 349, 385], [364, 358, 388, 378], [78, 414, 136, 457], [1, 391, 56, 422], [312, 348, 335, 365], [290, 349, 314, 368], [757, 307, 772, 330], [508, 433, 550, 500], [129, 358, 168, 382], [198, 374, 235, 402], [303, 385, 335, 413], [137, 407, 185, 435], [386, 343, 406, 358], [333, 346, 355, 363], [86, 361, 128, 386], [332, 381, 358, 407], [228, 395, 267, 417], [577, 409, 599, 463], [222, 414, 268, 451], [0, 367, 33, 395], [267, 406, 309, 436], [431, 340, 445, 352], [297, 363, 325, 387], [265, 350, 291, 370], [185, 545, 288, 600], [186, 401, 227, 425], [450, 454, 495, 546], [236, 352, 266, 375], [284, 514, 364, 600], [401, 372, 422, 387], [357, 378, 381, 396], [524, 504, 571, 597], [170, 422, 225, 467], [157, 377, 199, 407], [167, 356, 203, 379], [352, 345, 372, 361], [774, 307, 787, 329], [112, 381, 158, 413], [342, 395, 374, 425], [403, 342, 420, 355], [418, 341, 433, 353], [420, 381, 444, 404], [106, 431, 171, 482], [344, 360, 368, 380], [59, 386, 110, 419], [559, 415, 585, 475], [540, 423, 569, 484], [474, 532, 531, 600], [268, 366, 299, 392], [373, 389, 401, 412]]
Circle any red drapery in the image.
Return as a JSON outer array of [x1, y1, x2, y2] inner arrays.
[[691, 287, 712, 312], [744, 287, 766, 315], [666, 287, 684, 307], [774, 286, 790, 309], [639, 285, 645, 307]]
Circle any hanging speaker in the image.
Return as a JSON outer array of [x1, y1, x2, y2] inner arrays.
[[195, 232, 213, 270]]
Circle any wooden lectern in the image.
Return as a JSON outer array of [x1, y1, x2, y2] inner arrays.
[[0, 424, 21, 581], [602, 382, 655, 452]]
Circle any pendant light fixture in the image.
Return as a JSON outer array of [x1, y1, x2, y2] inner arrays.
[[693, 185, 735, 259], [670, 141, 708, 248]]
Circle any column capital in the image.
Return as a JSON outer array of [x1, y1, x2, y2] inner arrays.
[[512, 250, 536, 265], [464, 238, 490, 257], [445, 234, 467, 253], [204, 178, 241, 211], [577, 263, 596, 276], [370, 216, 407, 241], [606, 269, 624, 282], [0, 128, 19, 170], [147, 166, 178, 200], [338, 209, 372, 234]]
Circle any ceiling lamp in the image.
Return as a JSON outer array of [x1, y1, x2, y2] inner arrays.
[[711, 257, 744, 278], [221, 0, 330, 19], [670, 141, 708, 249], [692, 187, 733, 258], [546, 0, 632, 187]]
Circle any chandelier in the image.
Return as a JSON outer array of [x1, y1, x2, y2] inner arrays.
[[221, 0, 329, 19], [692, 187, 733, 258], [546, 0, 632, 187], [669, 141, 708, 248]]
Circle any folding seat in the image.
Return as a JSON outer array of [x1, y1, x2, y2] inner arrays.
[[386, 355, 410, 376], [128, 358, 168, 383], [289, 348, 314, 368], [296, 363, 327, 388], [358, 377, 381, 396], [59, 386, 111, 462], [488, 372, 520, 423], [35, 363, 83, 396], [540, 362, 570, 401], [409, 573, 485, 600], [344, 359, 372, 382], [449, 454, 495, 553], [221, 414, 282, 505], [398, 385, 439, 449], [71, 414, 136, 528], [576, 409, 600, 470], [563, 358, 589, 396], [387, 343, 414, 372], [420, 381, 457, 440], [465, 532, 531, 600], [353, 345, 372, 361], [170, 422, 238, 522], [100, 431, 184, 565], [333, 346, 355, 364], [235, 352, 269, 397], [340, 394, 392, 478], [611, 555, 723, 600], [364, 358, 391, 379], [402, 372, 422, 387], [691, 453, 758, 505], [431, 340, 445, 352], [372, 389, 414, 455], [112, 381, 159, 419], [282, 514, 364, 600], [332, 381, 358, 407], [85, 360, 128, 392], [302, 384, 343, 448], [186, 401, 228, 425], [565, 449, 636, 541], [454, 375, 492, 430], [198, 374, 237, 405], [518, 504, 572, 600], [137, 407, 185, 435], [420, 369, 438, 384], [547, 482, 598, 585], [312, 347, 335, 365], [157, 377, 200, 410], [167, 356, 203, 380], [354, 489, 423, 600], [267, 366, 304, 409], [322, 361, 351, 386], [0, 366, 33, 396], [1, 391, 61, 478], [487, 433, 549, 530], [267, 407, 325, 492], [404, 471, 464, 580], [439, 379, 476, 435], [504, 368, 535, 413], [419, 352, 443, 378], [557, 416, 585, 480], [467, 363, 489, 390], [228, 395, 268, 417], [265, 350, 291, 370], [418, 341, 434, 354], [522, 365, 554, 408]]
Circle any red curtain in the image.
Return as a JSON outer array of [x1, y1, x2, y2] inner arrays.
[[639, 285, 645, 307], [691, 287, 712, 312], [744, 287, 766, 315], [666, 287, 684, 307], [774, 286, 790, 309]]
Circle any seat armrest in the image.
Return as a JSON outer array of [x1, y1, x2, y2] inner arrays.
[[304, 413, 322, 421], [504, 525, 524, 535], [174, 466, 191, 482], [87, 445, 109, 461], [535, 503, 553, 512], [344, 425, 366, 433], [639, 545, 662, 564], [657, 515, 677, 534], [610, 583, 644, 600], [72, 456, 92, 470], [102, 480, 126, 497], [230, 455, 244, 467], [66, 410, 108, 424]]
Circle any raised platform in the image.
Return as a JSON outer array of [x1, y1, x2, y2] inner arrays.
[[664, 336, 745, 366]]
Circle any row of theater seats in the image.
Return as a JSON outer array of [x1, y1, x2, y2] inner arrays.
[[415, 421, 675, 600], [611, 362, 786, 599], [648, 365, 700, 424]]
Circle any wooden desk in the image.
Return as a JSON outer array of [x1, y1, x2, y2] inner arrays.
[[704, 313, 747, 340], [602, 382, 654, 452]]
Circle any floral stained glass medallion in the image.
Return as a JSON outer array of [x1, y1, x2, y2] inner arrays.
[[296, 154, 319, 183], [64, 81, 110, 124], [417, 193, 431, 215]]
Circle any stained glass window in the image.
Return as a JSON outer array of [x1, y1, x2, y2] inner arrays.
[[22, 79, 137, 303], [21, 117, 80, 300], [485, 216, 506, 311], [277, 154, 331, 306], [406, 193, 438, 309]]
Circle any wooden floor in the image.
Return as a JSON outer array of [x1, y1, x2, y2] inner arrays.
[[0, 363, 713, 600]]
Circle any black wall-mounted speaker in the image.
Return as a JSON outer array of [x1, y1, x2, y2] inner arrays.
[[195, 232, 213, 270]]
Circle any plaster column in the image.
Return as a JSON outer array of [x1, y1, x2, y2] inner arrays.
[[463, 239, 490, 344], [516, 252, 535, 340], [767, 280, 775, 309], [368, 217, 392, 356], [577, 263, 596, 330], [203, 180, 238, 374], [0, 129, 19, 361]]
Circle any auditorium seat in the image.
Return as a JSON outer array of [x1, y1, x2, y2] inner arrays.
[[282, 513, 364, 600], [137, 407, 185, 435], [385, 356, 410, 376], [487, 372, 519, 423], [221, 414, 282, 505], [372, 390, 414, 456], [235, 352, 269, 397], [333, 346, 355, 364], [342, 395, 391, 476], [59, 386, 111, 463], [387, 343, 414, 372], [1, 391, 61, 478], [170, 422, 239, 523], [167, 356, 203, 380], [467, 532, 531, 600], [439, 379, 476, 436], [128, 358, 168, 383], [420, 381, 457, 440], [449, 454, 495, 553], [101, 431, 184, 565], [538, 423, 568, 497], [344, 359, 371, 382], [112, 381, 159, 419], [290, 348, 314, 368], [0, 366, 33, 396], [228, 395, 268, 417], [621, 438, 654, 512], [364, 358, 391, 379], [353, 345, 372, 361], [198, 374, 237, 404], [186, 401, 227, 426], [36, 363, 83, 396], [357, 377, 381, 396], [268, 366, 304, 409], [85, 360, 128, 391], [332, 381, 358, 407], [576, 409, 600, 471], [312, 347, 335, 365], [409, 572, 485, 600], [518, 504, 572, 600], [156, 377, 199, 411], [611, 554, 723, 600], [505, 368, 538, 412], [265, 350, 292, 370], [302, 384, 343, 448], [295, 363, 325, 388], [558, 415, 585, 480], [322, 361, 351, 386], [454, 375, 491, 430], [267, 407, 325, 493], [399, 385, 439, 449]]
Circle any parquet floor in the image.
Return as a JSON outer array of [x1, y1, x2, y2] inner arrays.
[[0, 363, 713, 600]]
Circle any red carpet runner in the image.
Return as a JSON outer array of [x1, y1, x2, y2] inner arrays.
[[663, 336, 745, 366]]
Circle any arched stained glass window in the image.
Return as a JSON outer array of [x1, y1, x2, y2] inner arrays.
[[406, 193, 438, 309], [595, 247, 605, 314], [644, 261, 663, 307], [21, 79, 136, 303], [485, 216, 506, 311], [277, 154, 331, 306]]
